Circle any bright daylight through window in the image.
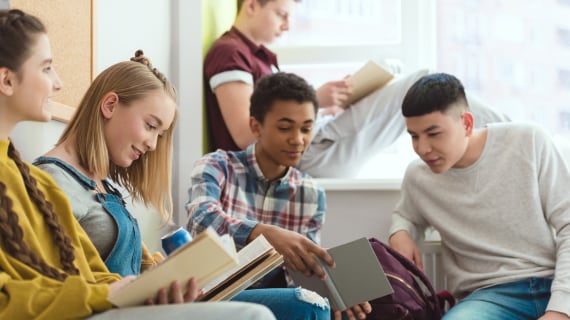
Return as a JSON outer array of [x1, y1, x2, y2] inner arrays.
[[273, 0, 570, 179]]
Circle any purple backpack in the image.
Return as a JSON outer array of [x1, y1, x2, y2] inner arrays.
[[366, 238, 455, 320]]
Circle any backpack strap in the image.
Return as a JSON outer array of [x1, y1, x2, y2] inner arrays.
[[436, 290, 456, 311]]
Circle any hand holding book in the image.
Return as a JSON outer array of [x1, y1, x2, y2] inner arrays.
[[316, 78, 352, 109], [289, 237, 393, 312], [248, 223, 334, 280], [339, 60, 395, 109]]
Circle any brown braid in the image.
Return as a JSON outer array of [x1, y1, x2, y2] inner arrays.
[[130, 49, 169, 85], [0, 142, 79, 280]]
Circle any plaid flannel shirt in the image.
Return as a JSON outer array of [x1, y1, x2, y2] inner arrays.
[[186, 144, 326, 248]]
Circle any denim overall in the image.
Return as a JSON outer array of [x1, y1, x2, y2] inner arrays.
[[34, 157, 142, 277]]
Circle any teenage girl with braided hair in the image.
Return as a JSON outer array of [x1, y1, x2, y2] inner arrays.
[[0, 9, 276, 320]]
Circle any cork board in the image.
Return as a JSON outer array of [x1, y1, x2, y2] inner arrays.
[[10, 0, 95, 122]]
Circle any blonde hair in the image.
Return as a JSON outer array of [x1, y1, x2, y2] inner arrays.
[[58, 50, 177, 222]]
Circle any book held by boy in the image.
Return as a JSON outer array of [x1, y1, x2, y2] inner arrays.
[[340, 60, 395, 108], [289, 237, 394, 311], [107, 228, 282, 307]]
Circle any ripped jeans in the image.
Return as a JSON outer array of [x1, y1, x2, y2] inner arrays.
[[233, 287, 331, 320]]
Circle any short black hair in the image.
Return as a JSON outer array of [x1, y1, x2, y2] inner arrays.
[[402, 73, 468, 118], [250, 72, 319, 123]]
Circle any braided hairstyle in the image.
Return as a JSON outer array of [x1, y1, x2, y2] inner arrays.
[[0, 9, 45, 74], [0, 143, 79, 280], [130, 49, 170, 85], [0, 9, 78, 281]]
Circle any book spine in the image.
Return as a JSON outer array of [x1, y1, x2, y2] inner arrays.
[[321, 260, 346, 311], [325, 276, 346, 311]]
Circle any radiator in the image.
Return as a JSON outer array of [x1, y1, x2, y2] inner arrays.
[[420, 241, 447, 292]]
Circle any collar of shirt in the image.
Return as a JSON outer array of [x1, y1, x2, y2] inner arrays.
[[245, 143, 293, 185], [229, 26, 278, 69]]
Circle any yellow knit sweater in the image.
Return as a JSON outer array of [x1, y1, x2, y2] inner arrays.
[[0, 140, 121, 319]]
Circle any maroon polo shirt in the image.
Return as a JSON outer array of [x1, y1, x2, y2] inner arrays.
[[203, 27, 279, 152]]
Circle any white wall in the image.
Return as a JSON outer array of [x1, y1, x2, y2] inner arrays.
[[321, 189, 400, 248], [171, 0, 204, 226], [11, 121, 66, 161], [95, 0, 172, 74]]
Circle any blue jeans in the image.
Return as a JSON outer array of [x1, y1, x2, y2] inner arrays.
[[443, 277, 552, 320], [233, 288, 330, 320]]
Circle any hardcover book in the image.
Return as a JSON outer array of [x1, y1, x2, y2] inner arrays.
[[289, 237, 394, 311]]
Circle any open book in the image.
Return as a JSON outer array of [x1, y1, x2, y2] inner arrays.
[[108, 229, 282, 307], [289, 237, 394, 311], [200, 235, 284, 301], [340, 60, 395, 108]]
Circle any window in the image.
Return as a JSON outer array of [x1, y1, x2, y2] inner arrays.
[[276, 1, 400, 47], [557, 28, 570, 47], [275, 0, 570, 179], [437, 0, 570, 140]]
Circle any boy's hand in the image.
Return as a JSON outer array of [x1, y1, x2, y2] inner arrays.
[[250, 224, 335, 279], [389, 230, 423, 271], [317, 77, 353, 108], [334, 301, 372, 320]]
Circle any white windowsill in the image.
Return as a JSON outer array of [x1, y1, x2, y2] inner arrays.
[[314, 178, 402, 191]]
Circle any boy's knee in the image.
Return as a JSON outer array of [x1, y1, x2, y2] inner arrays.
[[443, 304, 480, 320], [443, 300, 500, 320], [295, 287, 331, 319], [295, 287, 329, 308]]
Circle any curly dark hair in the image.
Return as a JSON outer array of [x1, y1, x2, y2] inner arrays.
[[250, 72, 319, 123]]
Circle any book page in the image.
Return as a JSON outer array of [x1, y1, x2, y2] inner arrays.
[[202, 235, 273, 293], [202, 251, 284, 302], [340, 60, 394, 108]]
